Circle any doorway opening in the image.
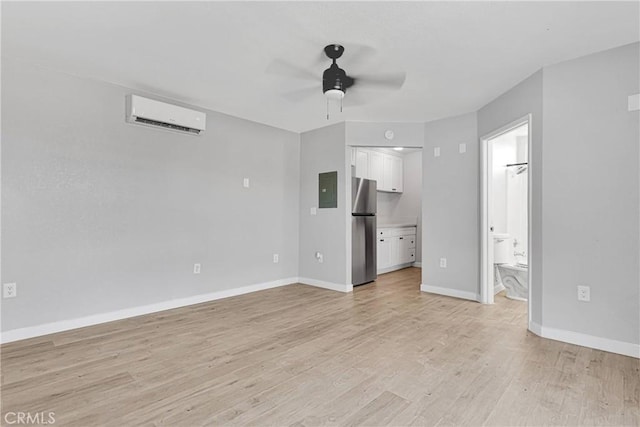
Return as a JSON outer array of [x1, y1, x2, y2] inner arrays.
[[348, 146, 423, 289], [480, 115, 532, 322]]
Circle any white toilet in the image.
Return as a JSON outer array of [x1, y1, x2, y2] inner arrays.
[[493, 234, 528, 301], [493, 234, 511, 265]]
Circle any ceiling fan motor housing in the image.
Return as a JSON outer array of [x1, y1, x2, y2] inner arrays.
[[323, 64, 354, 94]]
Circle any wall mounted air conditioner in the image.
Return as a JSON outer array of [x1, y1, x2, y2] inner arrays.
[[126, 95, 206, 135]]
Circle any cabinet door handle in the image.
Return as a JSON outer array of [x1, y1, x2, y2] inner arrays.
[[399, 237, 403, 240], [392, 188, 397, 191], [380, 239, 384, 242]]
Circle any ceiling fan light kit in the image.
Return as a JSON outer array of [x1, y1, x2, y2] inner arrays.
[[322, 44, 350, 119], [271, 42, 406, 119], [325, 89, 345, 100]]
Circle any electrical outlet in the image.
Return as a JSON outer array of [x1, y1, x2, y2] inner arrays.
[[310, 207, 317, 216], [193, 263, 201, 274], [243, 178, 250, 188], [3, 283, 17, 299], [315, 252, 324, 263], [577, 285, 590, 302], [434, 147, 441, 157], [273, 254, 279, 263], [439, 258, 447, 268], [459, 143, 466, 154]]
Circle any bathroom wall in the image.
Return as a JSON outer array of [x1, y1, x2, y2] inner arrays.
[[506, 162, 528, 264], [491, 128, 528, 264], [491, 137, 518, 234]]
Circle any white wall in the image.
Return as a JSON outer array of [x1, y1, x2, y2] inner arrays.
[[422, 112, 479, 298], [1, 59, 301, 332], [478, 70, 544, 323], [298, 123, 348, 288], [449, 42, 638, 354], [346, 122, 424, 147], [541, 42, 639, 346]]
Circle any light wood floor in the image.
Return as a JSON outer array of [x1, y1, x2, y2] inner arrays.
[[2, 268, 638, 426]]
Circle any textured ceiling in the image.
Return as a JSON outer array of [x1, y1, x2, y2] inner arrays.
[[3, 1, 638, 132]]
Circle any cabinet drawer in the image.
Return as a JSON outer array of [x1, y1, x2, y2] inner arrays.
[[391, 227, 416, 237], [377, 228, 393, 237]]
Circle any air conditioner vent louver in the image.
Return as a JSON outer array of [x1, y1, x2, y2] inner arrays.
[[126, 95, 206, 135], [133, 117, 201, 134]]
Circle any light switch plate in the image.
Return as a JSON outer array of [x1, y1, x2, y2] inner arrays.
[[459, 143, 466, 154], [193, 263, 201, 274], [243, 178, 250, 188], [310, 207, 317, 215], [434, 147, 441, 157], [439, 258, 447, 268]]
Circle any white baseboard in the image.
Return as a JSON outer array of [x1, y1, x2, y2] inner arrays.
[[412, 262, 422, 268], [297, 277, 352, 293], [1, 277, 298, 344], [494, 283, 505, 295], [528, 320, 542, 336], [420, 284, 479, 302], [377, 262, 415, 275], [529, 321, 639, 359]]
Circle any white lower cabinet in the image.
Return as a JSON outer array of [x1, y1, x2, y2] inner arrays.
[[377, 227, 416, 273], [398, 235, 415, 264], [377, 237, 392, 270]]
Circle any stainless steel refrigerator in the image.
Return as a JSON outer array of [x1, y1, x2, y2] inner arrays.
[[352, 177, 377, 286]]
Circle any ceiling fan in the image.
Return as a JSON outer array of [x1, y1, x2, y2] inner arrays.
[[268, 43, 406, 117]]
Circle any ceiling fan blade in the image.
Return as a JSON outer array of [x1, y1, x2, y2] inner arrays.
[[352, 72, 406, 90], [343, 90, 376, 107], [281, 86, 319, 102], [343, 43, 377, 66], [266, 59, 317, 82]]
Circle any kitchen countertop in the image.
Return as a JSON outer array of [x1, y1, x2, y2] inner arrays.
[[377, 223, 417, 228]]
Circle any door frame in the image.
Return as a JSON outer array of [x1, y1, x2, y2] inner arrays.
[[479, 114, 532, 322]]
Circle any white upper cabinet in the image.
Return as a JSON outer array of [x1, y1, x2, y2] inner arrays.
[[355, 149, 369, 179], [354, 148, 403, 193], [389, 155, 403, 193], [369, 150, 384, 188]]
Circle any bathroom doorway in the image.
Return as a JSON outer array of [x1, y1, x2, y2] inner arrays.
[[480, 115, 531, 320]]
